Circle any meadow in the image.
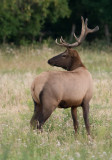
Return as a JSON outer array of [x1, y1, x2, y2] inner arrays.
[[0, 43, 112, 160]]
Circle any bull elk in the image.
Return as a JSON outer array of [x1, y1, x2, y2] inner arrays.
[[30, 17, 99, 138]]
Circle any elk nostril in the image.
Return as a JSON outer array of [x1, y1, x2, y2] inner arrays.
[[48, 59, 51, 64], [48, 59, 53, 65]]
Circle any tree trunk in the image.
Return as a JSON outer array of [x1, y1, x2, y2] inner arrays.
[[104, 24, 111, 45], [3, 35, 6, 44], [69, 24, 75, 42]]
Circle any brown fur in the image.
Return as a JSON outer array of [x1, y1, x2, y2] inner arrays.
[[30, 49, 93, 136]]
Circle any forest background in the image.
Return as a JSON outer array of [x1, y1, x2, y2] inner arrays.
[[0, 0, 111, 45]]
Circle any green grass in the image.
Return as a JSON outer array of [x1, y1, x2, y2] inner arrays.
[[0, 44, 112, 160]]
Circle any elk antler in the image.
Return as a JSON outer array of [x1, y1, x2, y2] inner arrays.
[[55, 16, 99, 48]]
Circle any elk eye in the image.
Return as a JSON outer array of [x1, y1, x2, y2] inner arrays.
[[62, 55, 66, 58]]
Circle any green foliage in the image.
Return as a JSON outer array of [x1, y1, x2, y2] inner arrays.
[[0, 0, 70, 44]]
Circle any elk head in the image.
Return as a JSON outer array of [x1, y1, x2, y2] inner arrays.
[[48, 17, 99, 71]]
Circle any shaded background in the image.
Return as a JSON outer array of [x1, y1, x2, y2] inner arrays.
[[0, 0, 111, 45]]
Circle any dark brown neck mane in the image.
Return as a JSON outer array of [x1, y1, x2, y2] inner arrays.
[[68, 50, 86, 71]]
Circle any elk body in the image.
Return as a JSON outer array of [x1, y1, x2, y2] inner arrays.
[[30, 17, 99, 137]]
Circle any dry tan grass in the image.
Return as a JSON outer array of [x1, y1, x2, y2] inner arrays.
[[0, 45, 112, 160]]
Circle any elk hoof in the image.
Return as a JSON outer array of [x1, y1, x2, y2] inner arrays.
[[30, 120, 37, 130], [88, 135, 93, 142]]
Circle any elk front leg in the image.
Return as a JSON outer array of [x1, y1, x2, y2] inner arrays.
[[82, 102, 90, 136], [71, 107, 79, 134]]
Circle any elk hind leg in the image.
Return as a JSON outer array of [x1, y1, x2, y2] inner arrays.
[[30, 99, 40, 129], [37, 103, 56, 130], [37, 92, 57, 130]]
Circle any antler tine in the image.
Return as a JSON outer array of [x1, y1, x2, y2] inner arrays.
[[78, 16, 86, 43], [87, 26, 99, 34], [73, 33, 79, 42], [60, 37, 62, 43], [55, 39, 64, 46], [85, 18, 88, 26], [85, 18, 99, 35], [60, 37, 67, 44], [81, 16, 85, 31], [73, 16, 85, 43], [61, 36, 70, 45], [60, 36, 65, 43], [56, 38, 69, 47]]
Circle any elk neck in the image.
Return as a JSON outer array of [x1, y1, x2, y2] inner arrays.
[[68, 50, 86, 71]]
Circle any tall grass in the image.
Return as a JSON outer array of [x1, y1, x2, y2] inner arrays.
[[0, 44, 112, 160]]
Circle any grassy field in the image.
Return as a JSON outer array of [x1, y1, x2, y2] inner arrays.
[[0, 44, 112, 160]]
